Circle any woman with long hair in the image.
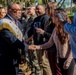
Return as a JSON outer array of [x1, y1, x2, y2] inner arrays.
[[45, 2, 62, 75], [36, 8, 75, 75], [0, 7, 6, 20], [35, 2, 62, 75]]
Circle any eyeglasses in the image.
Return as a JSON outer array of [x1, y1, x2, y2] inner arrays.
[[11, 8, 22, 12]]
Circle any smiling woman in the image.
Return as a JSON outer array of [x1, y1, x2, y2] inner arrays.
[[0, 7, 6, 20]]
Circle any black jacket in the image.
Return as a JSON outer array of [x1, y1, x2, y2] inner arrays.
[[43, 18, 56, 51], [0, 14, 27, 75], [28, 14, 50, 45]]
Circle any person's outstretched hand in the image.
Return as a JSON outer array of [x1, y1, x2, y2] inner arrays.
[[28, 45, 36, 50], [35, 45, 42, 50]]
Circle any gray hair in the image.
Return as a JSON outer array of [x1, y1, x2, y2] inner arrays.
[[7, 2, 14, 9], [7, 2, 19, 9]]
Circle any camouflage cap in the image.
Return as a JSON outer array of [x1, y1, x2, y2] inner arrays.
[[27, 4, 36, 10]]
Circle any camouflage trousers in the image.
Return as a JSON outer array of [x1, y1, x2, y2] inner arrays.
[[25, 50, 52, 75], [25, 50, 41, 75]]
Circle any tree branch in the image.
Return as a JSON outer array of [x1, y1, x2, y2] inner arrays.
[[59, 0, 65, 8], [57, 0, 63, 6]]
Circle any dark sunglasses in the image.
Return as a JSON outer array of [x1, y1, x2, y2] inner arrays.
[[11, 8, 22, 12]]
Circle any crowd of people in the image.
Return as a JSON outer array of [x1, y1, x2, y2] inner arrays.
[[0, 0, 76, 75]]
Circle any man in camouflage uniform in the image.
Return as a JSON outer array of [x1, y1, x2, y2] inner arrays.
[[25, 5, 41, 75]]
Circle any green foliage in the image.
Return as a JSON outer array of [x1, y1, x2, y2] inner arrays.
[[0, 0, 74, 8], [0, 0, 7, 7], [38, 0, 43, 4], [72, 6, 76, 12], [68, 13, 74, 16], [68, 13, 74, 21], [29, 0, 35, 4]]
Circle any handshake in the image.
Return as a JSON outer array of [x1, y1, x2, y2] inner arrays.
[[21, 45, 42, 63], [28, 45, 42, 50]]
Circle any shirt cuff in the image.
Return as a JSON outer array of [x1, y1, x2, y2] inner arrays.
[[24, 43, 29, 52]]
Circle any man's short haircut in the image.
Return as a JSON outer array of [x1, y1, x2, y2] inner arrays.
[[7, 2, 18, 9], [36, 4, 45, 10], [8, 2, 14, 9]]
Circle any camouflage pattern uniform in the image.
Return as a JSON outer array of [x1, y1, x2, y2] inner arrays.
[[25, 15, 41, 75]]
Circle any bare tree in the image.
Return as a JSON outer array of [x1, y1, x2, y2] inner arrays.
[[57, 0, 65, 8], [57, 0, 63, 6], [60, 0, 65, 7]]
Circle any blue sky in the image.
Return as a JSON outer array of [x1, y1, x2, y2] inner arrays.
[[57, 0, 71, 2], [56, 0, 74, 8]]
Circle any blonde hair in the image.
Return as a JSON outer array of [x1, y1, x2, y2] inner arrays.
[[0, 7, 6, 19], [46, 2, 57, 17]]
